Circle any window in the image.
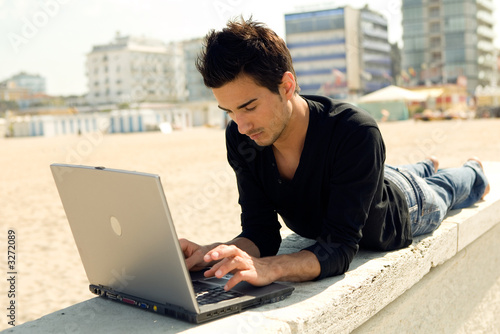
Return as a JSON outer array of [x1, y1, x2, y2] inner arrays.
[[431, 51, 442, 62], [403, 22, 425, 37], [430, 22, 440, 33], [405, 36, 426, 51], [445, 33, 465, 47], [444, 17, 465, 32], [429, 6, 440, 18], [445, 49, 466, 62], [431, 37, 441, 47], [285, 15, 344, 34]]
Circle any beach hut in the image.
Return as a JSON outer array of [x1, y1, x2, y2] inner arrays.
[[357, 85, 427, 121]]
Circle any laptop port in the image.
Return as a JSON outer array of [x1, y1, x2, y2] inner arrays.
[[122, 297, 137, 305], [138, 302, 149, 309], [106, 292, 118, 300]]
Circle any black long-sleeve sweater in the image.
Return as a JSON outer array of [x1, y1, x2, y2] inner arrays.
[[226, 95, 411, 279]]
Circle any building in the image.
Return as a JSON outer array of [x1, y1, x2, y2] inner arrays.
[[182, 38, 214, 102], [390, 43, 402, 86], [86, 34, 188, 106], [0, 72, 47, 110], [0, 72, 46, 101], [285, 6, 393, 100], [401, 0, 497, 95], [0, 80, 29, 102], [8, 72, 46, 94], [4, 107, 192, 138]]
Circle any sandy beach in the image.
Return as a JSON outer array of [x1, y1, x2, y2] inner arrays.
[[1, 118, 499, 330]]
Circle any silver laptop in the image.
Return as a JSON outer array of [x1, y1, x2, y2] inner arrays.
[[50, 163, 293, 323]]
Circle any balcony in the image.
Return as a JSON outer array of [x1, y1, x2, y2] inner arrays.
[[429, 22, 441, 35], [478, 54, 497, 68], [477, 40, 494, 53], [477, 25, 495, 40], [362, 28, 389, 40], [361, 11, 387, 27], [477, 10, 495, 26], [476, 0, 494, 11], [362, 40, 391, 53]]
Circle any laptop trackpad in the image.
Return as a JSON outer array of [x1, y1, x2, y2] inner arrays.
[[190, 270, 231, 285], [191, 271, 259, 294], [203, 277, 230, 285]]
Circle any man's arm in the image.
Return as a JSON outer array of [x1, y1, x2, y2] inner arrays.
[[180, 237, 321, 290], [203, 244, 320, 290]]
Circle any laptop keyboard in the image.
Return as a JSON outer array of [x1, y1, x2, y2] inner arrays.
[[193, 282, 243, 305]]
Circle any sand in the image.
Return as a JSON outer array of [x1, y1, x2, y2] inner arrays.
[[1, 118, 499, 330]]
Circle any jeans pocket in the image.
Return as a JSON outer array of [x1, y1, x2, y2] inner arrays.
[[406, 172, 439, 216]]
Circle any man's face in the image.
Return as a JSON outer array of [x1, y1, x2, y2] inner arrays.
[[213, 74, 292, 147]]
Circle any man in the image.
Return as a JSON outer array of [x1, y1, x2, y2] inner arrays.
[[180, 18, 490, 291]]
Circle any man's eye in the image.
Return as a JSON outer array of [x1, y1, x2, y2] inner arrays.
[[246, 106, 256, 111]]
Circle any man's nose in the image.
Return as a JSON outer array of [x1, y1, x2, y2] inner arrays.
[[234, 113, 252, 135]]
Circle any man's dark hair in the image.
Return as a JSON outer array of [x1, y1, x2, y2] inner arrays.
[[196, 17, 300, 95]]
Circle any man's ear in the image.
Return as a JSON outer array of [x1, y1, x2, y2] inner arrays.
[[280, 71, 296, 100]]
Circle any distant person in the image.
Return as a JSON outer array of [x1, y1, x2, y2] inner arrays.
[[180, 18, 490, 290], [381, 109, 390, 122]]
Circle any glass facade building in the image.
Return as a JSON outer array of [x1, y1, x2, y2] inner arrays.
[[402, 0, 496, 94], [285, 6, 392, 99]]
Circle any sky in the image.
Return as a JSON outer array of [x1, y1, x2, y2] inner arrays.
[[0, 0, 499, 96]]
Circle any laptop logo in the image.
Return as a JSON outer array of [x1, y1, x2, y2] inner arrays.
[[110, 216, 122, 236]]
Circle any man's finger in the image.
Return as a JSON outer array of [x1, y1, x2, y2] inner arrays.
[[224, 271, 245, 291], [204, 251, 218, 262], [204, 256, 231, 278], [184, 247, 208, 271], [205, 244, 243, 261], [184, 254, 199, 270]]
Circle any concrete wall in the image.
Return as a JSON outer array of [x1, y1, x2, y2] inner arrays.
[[354, 222, 500, 334]]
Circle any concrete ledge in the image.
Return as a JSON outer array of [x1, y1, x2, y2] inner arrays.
[[4, 162, 500, 334]]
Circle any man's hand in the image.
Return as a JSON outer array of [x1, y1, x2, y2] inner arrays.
[[181, 238, 321, 289], [203, 245, 277, 291], [179, 238, 214, 271], [179, 237, 258, 272]]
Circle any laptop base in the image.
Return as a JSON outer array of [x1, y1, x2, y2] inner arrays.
[[90, 283, 293, 324]]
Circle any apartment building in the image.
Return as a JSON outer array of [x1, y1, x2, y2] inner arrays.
[[402, 0, 497, 94], [86, 34, 187, 106], [182, 38, 214, 102], [285, 6, 393, 99]]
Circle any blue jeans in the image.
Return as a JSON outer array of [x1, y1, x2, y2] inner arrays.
[[384, 160, 489, 237]]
